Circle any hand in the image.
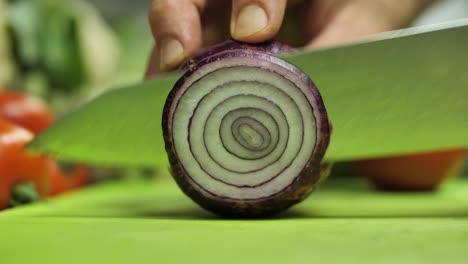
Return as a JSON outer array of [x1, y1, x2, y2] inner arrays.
[[146, 0, 434, 76]]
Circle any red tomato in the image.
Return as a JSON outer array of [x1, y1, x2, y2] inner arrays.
[[353, 149, 465, 191], [0, 90, 54, 134], [49, 164, 90, 196], [0, 89, 89, 196], [0, 120, 54, 209]]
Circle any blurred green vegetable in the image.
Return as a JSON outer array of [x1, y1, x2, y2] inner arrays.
[[0, 0, 15, 85], [1, 0, 120, 110]]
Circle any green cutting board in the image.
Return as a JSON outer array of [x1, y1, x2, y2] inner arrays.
[[1, 174, 468, 264]]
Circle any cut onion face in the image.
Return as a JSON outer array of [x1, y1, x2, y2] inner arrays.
[[162, 40, 331, 217]]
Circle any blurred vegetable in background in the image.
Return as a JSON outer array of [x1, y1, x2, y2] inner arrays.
[[353, 150, 466, 191], [0, 0, 15, 86], [0, 0, 137, 208], [0, 89, 90, 210], [0, 0, 157, 209], [0, 120, 52, 209], [48, 163, 89, 196], [0, 89, 54, 134], [0, 0, 120, 113]]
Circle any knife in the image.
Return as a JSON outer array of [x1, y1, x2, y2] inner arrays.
[[29, 19, 468, 167]]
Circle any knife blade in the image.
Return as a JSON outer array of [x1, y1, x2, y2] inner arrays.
[[29, 19, 468, 166]]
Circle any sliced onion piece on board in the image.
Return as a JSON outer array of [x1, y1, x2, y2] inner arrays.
[[162, 40, 331, 217]]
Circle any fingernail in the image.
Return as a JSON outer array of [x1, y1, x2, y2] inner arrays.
[[232, 4, 268, 39], [160, 38, 184, 71]]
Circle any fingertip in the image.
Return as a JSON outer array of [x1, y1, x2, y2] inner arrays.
[[148, 0, 203, 72], [231, 4, 268, 41], [231, 0, 287, 43], [159, 37, 187, 71]]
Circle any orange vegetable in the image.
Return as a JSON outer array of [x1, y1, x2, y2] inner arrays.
[[0, 89, 89, 197], [49, 164, 90, 196], [0, 120, 54, 209], [353, 149, 466, 191], [0, 90, 54, 135]]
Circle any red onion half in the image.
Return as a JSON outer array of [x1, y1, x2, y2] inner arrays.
[[162, 40, 331, 217]]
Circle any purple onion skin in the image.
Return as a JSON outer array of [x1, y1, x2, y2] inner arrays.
[[162, 40, 331, 218]]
